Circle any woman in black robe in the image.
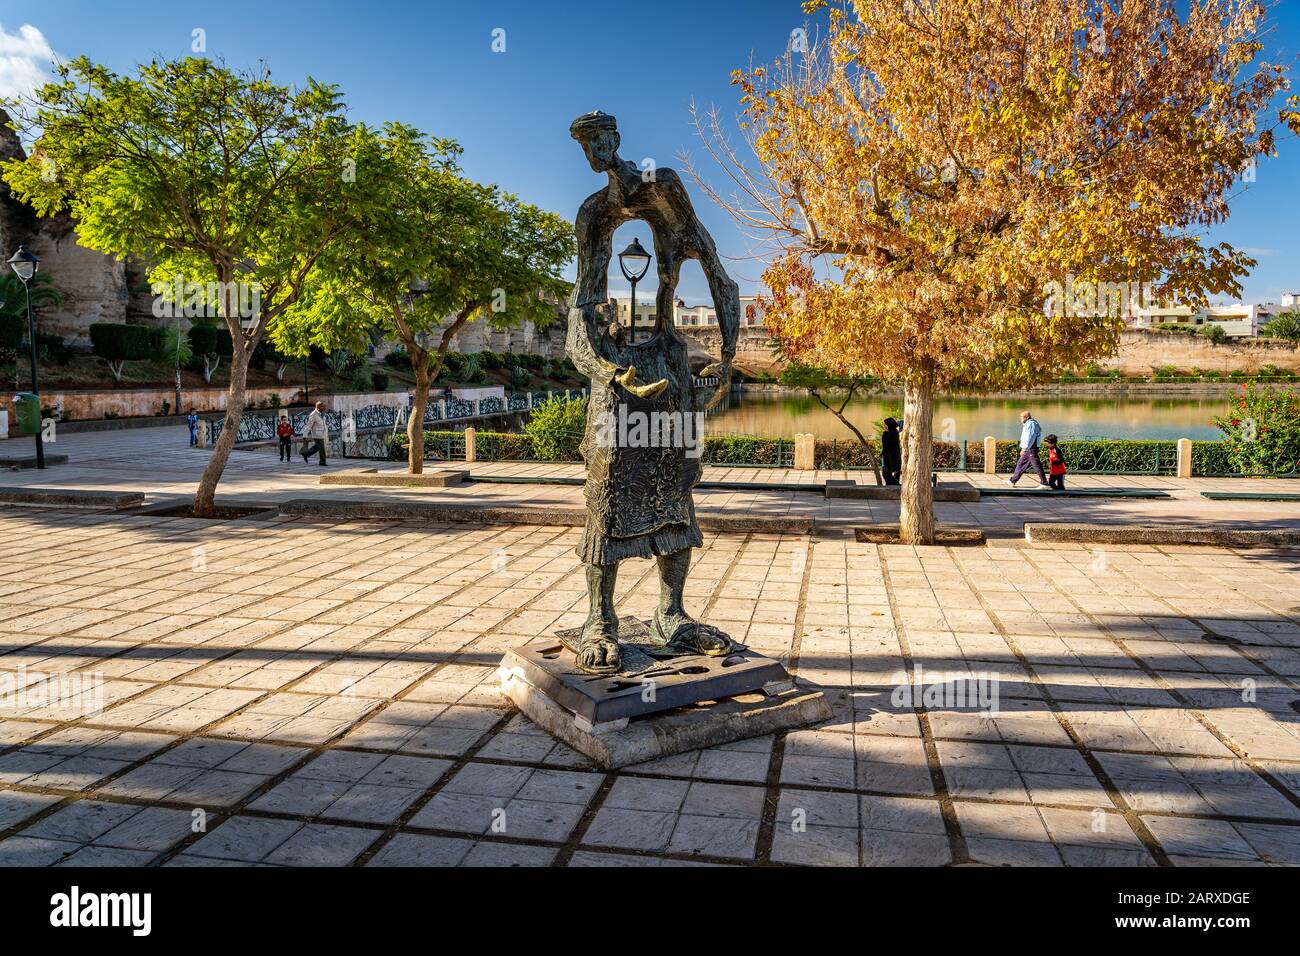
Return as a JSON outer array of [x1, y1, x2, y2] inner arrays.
[[881, 417, 902, 486]]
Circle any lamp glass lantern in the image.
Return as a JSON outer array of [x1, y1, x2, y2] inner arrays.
[[617, 237, 652, 343], [8, 245, 38, 282]]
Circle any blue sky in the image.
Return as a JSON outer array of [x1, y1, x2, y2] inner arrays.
[[3, 0, 1298, 305]]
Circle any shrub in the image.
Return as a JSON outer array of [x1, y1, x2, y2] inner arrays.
[[350, 366, 373, 391], [371, 370, 390, 391], [37, 332, 73, 365], [525, 396, 587, 461], [478, 350, 504, 370], [1212, 383, 1300, 476], [441, 352, 466, 376], [1200, 323, 1227, 344], [384, 347, 409, 369], [461, 356, 486, 384], [509, 366, 531, 390], [89, 323, 152, 383], [0, 314, 22, 353]]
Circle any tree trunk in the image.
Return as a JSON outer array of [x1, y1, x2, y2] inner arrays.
[[408, 364, 430, 475], [898, 371, 935, 545], [193, 345, 249, 517]]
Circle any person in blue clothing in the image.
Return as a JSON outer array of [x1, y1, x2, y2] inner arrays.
[[186, 408, 199, 447], [1006, 410, 1049, 488]]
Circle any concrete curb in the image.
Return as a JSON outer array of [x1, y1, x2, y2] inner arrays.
[[0, 487, 145, 510], [1024, 522, 1300, 548], [318, 468, 469, 487], [827, 478, 980, 502], [280, 497, 814, 534]]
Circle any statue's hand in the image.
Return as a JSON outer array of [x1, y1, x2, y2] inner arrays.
[[698, 358, 733, 411], [615, 365, 669, 400]]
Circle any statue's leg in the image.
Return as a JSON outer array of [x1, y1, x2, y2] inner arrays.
[[577, 561, 621, 674], [653, 548, 736, 655]]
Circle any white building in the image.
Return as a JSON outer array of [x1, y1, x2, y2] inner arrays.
[[1127, 300, 1291, 338], [609, 295, 767, 331]]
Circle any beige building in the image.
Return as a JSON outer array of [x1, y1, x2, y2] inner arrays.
[[1126, 300, 1291, 338], [609, 294, 767, 331]]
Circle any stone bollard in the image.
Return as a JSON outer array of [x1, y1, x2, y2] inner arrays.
[[464, 427, 477, 464], [983, 436, 997, 474], [793, 432, 816, 471], [1176, 437, 1193, 478]]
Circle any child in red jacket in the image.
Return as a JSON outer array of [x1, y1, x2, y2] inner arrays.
[[1044, 434, 1067, 490], [276, 414, 294, 462]]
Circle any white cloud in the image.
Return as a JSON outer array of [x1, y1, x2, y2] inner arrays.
[[0, 23, 57, 104]]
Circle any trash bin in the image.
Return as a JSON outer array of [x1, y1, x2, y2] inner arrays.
[[12, 393, 41, 436]]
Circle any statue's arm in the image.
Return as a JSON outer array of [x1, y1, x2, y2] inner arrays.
[[566, 302, 619, 382]]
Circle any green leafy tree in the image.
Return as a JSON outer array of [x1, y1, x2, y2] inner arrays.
[[778, 360, 883, 484], [274, 122, 573, 473], [3, 56, 365, 515]]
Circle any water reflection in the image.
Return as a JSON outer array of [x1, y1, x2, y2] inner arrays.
[[706, 390, 1236, 441]]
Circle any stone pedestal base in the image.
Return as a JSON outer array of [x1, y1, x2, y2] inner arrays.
[[498, 631, 831, 769]]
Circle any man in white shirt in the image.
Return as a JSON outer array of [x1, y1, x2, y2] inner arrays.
[[301, 401, 329, 466], [1007, 410, 1048, 488]]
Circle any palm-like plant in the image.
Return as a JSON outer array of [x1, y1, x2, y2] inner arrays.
[[0, 271, 64, 386], [1263, 312, 1300, 343]]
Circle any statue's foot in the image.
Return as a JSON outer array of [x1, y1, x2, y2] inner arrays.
[[652, 610, 738, 657], [576, 619, 622, 675]]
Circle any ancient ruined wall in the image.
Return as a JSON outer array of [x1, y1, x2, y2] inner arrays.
[[1103, 330, 1300, 375], [27, 215, 130, 338], [677, 326, 779, 372], [0, 111, 132, 344], [679, 325, 1299, 377]]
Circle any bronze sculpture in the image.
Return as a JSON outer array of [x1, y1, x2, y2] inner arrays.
[[565, 111, 740, 675]]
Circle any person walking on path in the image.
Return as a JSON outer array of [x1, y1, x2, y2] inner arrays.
[[301, 401, 328, 466], [276, 413, 294, 462], [881, 417, 901, 486], [1007, 410, 1049, 488], [186, 408, 199, 447], [1044, 434, 1068, 491]]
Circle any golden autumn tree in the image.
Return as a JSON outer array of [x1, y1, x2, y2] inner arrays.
[[694, 0, 1299, 542]]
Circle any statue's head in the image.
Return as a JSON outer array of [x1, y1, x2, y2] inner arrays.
[[570, 111, 620, 172]]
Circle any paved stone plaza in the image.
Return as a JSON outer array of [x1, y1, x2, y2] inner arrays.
[[1, 493, 1299, 866]]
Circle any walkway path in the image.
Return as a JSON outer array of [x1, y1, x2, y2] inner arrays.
[[3, 427, 1299, 534]]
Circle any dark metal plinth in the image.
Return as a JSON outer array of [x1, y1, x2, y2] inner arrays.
[[507, 620, 789, 725]]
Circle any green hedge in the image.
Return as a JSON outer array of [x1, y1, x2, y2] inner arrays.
[[391, 430, 537, 461], [386, 428, 1273, 477], [702, 436, 791, 466], [88, 322, 152, 361], [188, 324, 233, 357]]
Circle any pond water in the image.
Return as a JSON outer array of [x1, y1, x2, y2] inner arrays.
[[704, 390, 1240, 442]]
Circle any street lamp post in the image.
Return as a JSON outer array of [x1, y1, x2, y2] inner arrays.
[[617, 237, 652, 345], [8, 246, 43, 469]]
